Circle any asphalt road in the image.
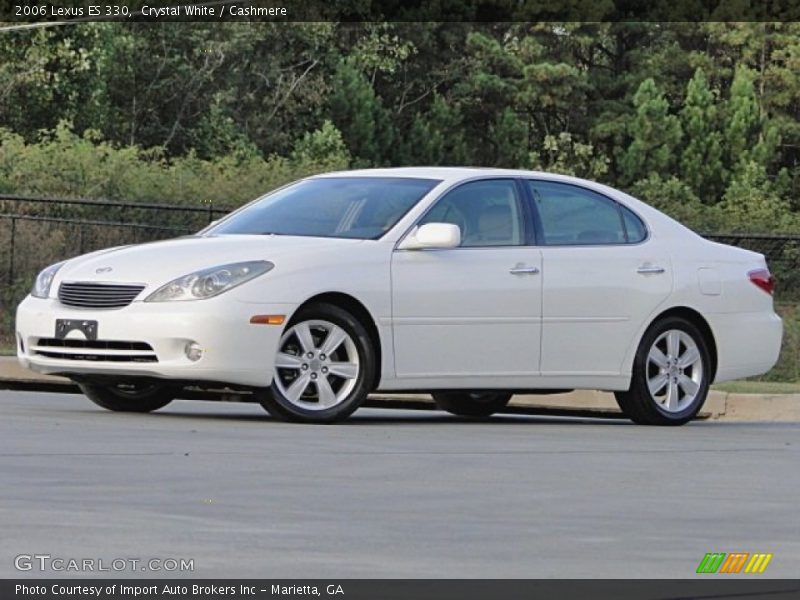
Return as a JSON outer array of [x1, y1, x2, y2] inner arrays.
[[1, 390, 798, 579]]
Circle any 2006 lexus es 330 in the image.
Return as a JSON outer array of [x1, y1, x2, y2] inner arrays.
[[16, 168, 783, 424]]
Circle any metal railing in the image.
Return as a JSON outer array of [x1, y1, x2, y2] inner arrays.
[[0, 195, 236, 345], [2, 214, 192, 285], [0, 193, 231, 220], [0, 193, 231, 291]]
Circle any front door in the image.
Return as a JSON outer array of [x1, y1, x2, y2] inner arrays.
[[391, 179, 543, 380]]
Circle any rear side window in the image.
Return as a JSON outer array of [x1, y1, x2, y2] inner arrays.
[[526, 181, 645, 245], [620, 205, 648, 243]]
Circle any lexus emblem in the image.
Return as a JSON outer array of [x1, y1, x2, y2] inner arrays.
[[95, 267, 113, 274]]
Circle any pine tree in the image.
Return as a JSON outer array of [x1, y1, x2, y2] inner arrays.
[[721, 64, 787, 218], [328, 63, 394, 167], [680, 68, 725, 203], [620, 78, 682, 185], [489, 108, 527, 168], [725, 66, 762, 169], [402, 95, 468, 166]]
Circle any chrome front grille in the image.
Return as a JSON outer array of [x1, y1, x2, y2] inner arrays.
[[32, 338, 158, 363], [58, 282, 145, 308]]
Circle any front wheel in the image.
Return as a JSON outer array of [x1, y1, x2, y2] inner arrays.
[[258, 303, 376, 423], [615, 316, 711, 426], [80, 382, 179, 413], [432, 392, 513, 418]]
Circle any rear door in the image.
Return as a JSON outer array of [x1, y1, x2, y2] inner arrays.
[[524, 180, 672, 377]]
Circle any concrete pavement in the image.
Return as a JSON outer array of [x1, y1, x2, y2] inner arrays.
[[1, 390, 798, 578]]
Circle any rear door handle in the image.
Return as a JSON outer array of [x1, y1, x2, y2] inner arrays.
[[509, 265, 540, 275], [637, 265, 665, 274]]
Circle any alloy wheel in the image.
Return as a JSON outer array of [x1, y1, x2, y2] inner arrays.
[[273, 319, 361, 411], [646, 329, 704, 413]]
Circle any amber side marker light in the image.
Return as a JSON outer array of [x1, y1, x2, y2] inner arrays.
[[250, 315, 286, 325]]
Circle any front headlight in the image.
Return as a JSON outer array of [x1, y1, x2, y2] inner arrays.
[[145, 261, 274, 302], [31, 261, 66, 299]]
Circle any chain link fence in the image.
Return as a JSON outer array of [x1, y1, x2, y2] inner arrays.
[[1, 194, 799, 349]]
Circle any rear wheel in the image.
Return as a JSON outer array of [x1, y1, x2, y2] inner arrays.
[[258, 303, 376, 423], [433, 391, 512, 418], [615, 316, 710, 425], [80, 382, 179, 413]]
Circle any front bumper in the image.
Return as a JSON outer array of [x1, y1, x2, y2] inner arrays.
[[16, 295, 295, 387]]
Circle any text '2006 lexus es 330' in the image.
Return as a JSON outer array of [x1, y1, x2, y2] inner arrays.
[[16, 168, 783, 424]]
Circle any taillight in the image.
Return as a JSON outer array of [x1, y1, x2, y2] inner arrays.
[[748, 268, 775, 295]]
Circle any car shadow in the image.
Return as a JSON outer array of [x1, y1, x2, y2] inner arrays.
[[129, 403, 634, 426]]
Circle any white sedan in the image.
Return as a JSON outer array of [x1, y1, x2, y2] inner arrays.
[[16, 168, 783, 424]]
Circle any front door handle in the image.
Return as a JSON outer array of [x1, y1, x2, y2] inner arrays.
[[637, 265, 665, 274], [509, 265, 540, 275]]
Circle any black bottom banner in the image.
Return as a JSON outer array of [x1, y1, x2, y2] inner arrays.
[[3, 580, 800, 600]]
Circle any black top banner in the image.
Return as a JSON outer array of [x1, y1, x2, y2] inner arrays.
[[1, 0, 799, 23], [4, 580, 800, 600]]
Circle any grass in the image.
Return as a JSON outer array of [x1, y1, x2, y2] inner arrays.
[[713, 381, 800, 394]]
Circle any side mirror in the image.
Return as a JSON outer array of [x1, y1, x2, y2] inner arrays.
[[399, 223, 461, 250]]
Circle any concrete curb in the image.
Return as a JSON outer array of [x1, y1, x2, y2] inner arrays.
[[1, 357, 798, 421]]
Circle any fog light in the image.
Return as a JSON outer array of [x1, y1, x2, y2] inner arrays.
[[185, 342, 203, 362]]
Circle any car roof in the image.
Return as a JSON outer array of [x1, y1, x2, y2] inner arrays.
[[310, 166, 593, 186]]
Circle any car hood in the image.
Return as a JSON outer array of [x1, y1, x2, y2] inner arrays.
[[56, 234, 365, 286]]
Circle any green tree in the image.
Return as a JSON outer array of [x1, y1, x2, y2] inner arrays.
[[0, 23, 114, 140], [630, 174, 710, 230], [620, 78, 682, 184], [328, 62, 395, 166], [529, 132, 609, 180], [680, 68, 725, 202], [290, 120, 350, 170], [0, 21, 799, 237], [401, 95, 468, 165], [725, 66, 765, 167], [717, 160, 796, 233], [488, 108, 528, 167]]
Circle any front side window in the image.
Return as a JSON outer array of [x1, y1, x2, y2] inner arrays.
[[420, 179, 523, 247], [210, 177, 440, 240], [526, 181, 644, 245]]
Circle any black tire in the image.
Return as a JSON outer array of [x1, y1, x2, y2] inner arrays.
[[432, 391, 513, 418], [258, 303, 376, 424], [615, 316, 711, 426], [80, 382, 179, 413]]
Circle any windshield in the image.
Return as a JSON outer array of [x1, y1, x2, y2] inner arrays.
[[209, 177, 440, 240]]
